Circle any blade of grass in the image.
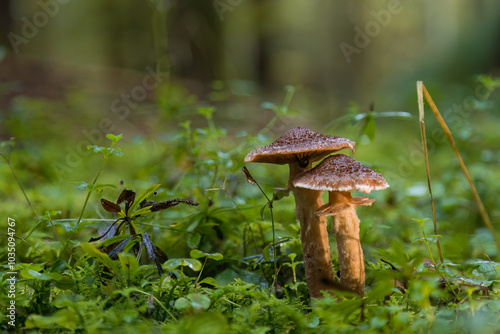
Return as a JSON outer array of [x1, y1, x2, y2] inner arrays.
[[60, 138, 122, 259], [1, 139, 39, 225], [415, 219, 458, 300], [416, 82, 444, 263], [420, 82, 500, 255], [242, 166, 278, 284], [205, 178, 260, 256]]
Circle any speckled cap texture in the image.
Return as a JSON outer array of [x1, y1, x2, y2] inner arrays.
[[293, 154, 389, 194], [244, 127, 355, 165]]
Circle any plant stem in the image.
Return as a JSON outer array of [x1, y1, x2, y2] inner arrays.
[[1, 152, 39, 224], [244, 168, 279, 281], [419, 222, 458, 299], [132, 289, 177, 322], [45, 211, 64, 247], [60, 142, 115, 259], [194, 257, 207, 286]]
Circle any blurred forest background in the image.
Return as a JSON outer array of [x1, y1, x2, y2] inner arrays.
[[1, 0, 500, 255], [1, 0, 499, 126], [1, 0, 500, 254]]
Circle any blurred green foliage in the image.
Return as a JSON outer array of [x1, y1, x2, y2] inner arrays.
[[1, 76, 500, 332]]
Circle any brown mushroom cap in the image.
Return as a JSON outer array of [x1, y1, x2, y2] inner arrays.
[[244, 127, 355, 165], [293, 154, 389, 194]]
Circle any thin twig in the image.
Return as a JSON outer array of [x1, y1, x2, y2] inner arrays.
[[420, 83, 500, 255], [242, 167, 279, 284], [205, 178, 260, 256]]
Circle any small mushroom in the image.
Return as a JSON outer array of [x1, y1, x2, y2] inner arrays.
[[293, 154, 389, 296], [245, 127, 355, 298]]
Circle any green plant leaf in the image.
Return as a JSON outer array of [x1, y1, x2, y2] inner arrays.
[[262, 244, 271, 262], [118, 252, 140, 282], [363, 116, 376, 140], [128, 184, 161, 214], [412, 235, 441, 244], [93, 183, 117, 191], [199, 277, 218, 286], [130, 206, 152, 217], [187, 233, 201, 248], [26, 309, 78, 331], [106, 133, 123, 143], [165, 258, 202, 271], [87, 145, 105, 153], [412, 218, 429, 226], [80, 243, 121, 278], [453, 276, 493, 287], [71, 181, 89, 190], [21, 269, 63, 281], [54, 275, 74, 290], [106, 147, 123, 157], [50, 259, 67, 273], [41, 210, 61, 221], [190, 249, 223, 261], [198, 107, 215, 119], [175, 293, 211, 312], [190, 249, 205, 259], [261, 102, 276, 110], [97, 234, 131, 248], [260, 203, 267, 221]]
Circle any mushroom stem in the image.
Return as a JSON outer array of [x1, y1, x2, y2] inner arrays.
[[330, 191, 365, 296], [289, 163, 335, 298]]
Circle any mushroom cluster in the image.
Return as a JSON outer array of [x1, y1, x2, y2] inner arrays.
[[245, 127, 388, 298]]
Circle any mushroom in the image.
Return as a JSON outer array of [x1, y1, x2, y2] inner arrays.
[[293, 154, 389, 296], [244, 127, 355, 298]]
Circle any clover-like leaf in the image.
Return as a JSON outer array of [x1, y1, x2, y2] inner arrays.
[[106, 133, 123, 144], [190, 249, 223, 261], [165, 258, 202, 271], [87, 145, 105, 153], [106, 148, 123, 157], [175, 293, 211, 312]]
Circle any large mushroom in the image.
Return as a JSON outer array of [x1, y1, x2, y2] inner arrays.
[[293, 154, 389, 296], [244, 127, 355, 298]]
